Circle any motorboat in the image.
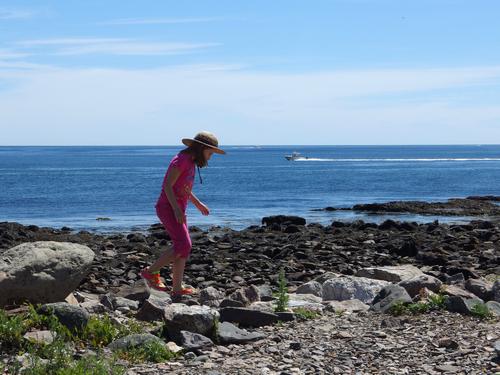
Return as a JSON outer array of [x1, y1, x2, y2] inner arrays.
[[285, 152, 308, 161]]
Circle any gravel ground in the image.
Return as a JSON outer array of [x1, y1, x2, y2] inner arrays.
[[126, 310, 500, 375]]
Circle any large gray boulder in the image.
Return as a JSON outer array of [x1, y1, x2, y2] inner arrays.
[[322, 276, 391, 304], [0, 241, 95, 307]]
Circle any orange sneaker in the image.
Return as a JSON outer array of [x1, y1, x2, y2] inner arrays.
[[171, 287, 195, 296], [140, 268, 168, 292]]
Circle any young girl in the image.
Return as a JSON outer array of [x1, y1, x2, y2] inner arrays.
[[140, 131, 225, 297]]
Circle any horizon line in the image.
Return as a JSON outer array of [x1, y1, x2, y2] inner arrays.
[[0, 143, 499, 147]]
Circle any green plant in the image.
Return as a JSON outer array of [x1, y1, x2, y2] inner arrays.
[[389, 301, 408, 316], [212, 316, 220, 344], [117, 340, 177, 363], [274, 268, 289, 313], [78, 315, 120, 348], [470, 303, 493, 320], [293, 307, 320, 320], [407, 302, 430, 314], [0, 308, 27, 350], [12, 351, 125, 375], [57, 355, 126, 375], [428, 294, 446, 310]]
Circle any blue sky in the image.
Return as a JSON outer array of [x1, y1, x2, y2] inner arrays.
[[0, 0, 499, 145]]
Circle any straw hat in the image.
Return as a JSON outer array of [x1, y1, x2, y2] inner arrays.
[[182, 131, 226, 154]]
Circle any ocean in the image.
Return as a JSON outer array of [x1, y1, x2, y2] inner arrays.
[[1, 145, 499, 232]]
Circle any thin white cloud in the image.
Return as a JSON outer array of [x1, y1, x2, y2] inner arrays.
[[15, 38, 219, 56], [0, 9, 35, 20], [16, 38, 126, 47], [57, 42, 218, 56], [102, 17, 220, 25], [0, 49, 29, 60]]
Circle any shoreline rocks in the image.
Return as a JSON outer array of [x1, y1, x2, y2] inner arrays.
[[1, 198, 499, 374]]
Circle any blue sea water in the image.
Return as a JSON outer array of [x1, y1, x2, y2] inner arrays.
[[1, 145, 499, 232]]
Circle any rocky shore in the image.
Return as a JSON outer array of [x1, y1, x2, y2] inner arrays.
[[317, 196, 500, 218], [1, 198, 499, 374]]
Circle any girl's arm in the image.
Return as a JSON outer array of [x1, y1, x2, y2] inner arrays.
[[190, 192, 210, 216], [189, 192, 201, 207], [164, 168, 185, 224]]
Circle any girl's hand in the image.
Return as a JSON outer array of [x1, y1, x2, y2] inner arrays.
[[197, 202, 210, 216], [174, 208, 185, 224]]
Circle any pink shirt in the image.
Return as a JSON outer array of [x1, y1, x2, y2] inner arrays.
[[156, 152, 195, 211]]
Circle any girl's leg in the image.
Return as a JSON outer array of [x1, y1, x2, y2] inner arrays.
[[171, 255, 187, 293], [148, 247, 176, 273]]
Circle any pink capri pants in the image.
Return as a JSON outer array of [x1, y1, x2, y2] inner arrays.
[[155, 203, 192, 258]]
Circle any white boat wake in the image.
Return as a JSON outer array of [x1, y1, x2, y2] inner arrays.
[[293, 158, 500, 162]]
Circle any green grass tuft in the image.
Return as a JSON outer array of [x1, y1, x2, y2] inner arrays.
[[470, 302, 494, 320], [292, 307, 320, 320], [274, 268, 289, 313], [116, 340, 177, 363]]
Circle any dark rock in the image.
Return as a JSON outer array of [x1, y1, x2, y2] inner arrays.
[[283, 225, 301, 233], [464, 278, 493, 301], [438, 337, 459, 350], [219, 307, 279, 327], [396, 239, 419, 257], [378, 220, 400, 231], [289, 342, 302, 350], [39, 303, 90, 332], [136, 294, 172, 321], [276, 311, 296, 322], [331, 221, 346, 228], [256, 285, 274, 302], [444, 296, 484, 315], [261, 215, 306, 226], [220, 299, 245, 308]]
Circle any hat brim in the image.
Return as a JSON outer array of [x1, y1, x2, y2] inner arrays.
[[182, 138, 226, 154]]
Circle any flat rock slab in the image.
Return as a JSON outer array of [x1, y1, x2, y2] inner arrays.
[[355, 265, 423, 282], [324, 299, 370, 314], [288, 293, 324, 311], [217, 321, 266, 345]]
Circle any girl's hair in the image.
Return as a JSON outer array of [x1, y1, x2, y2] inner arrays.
[[181, 142, 208, 168]]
